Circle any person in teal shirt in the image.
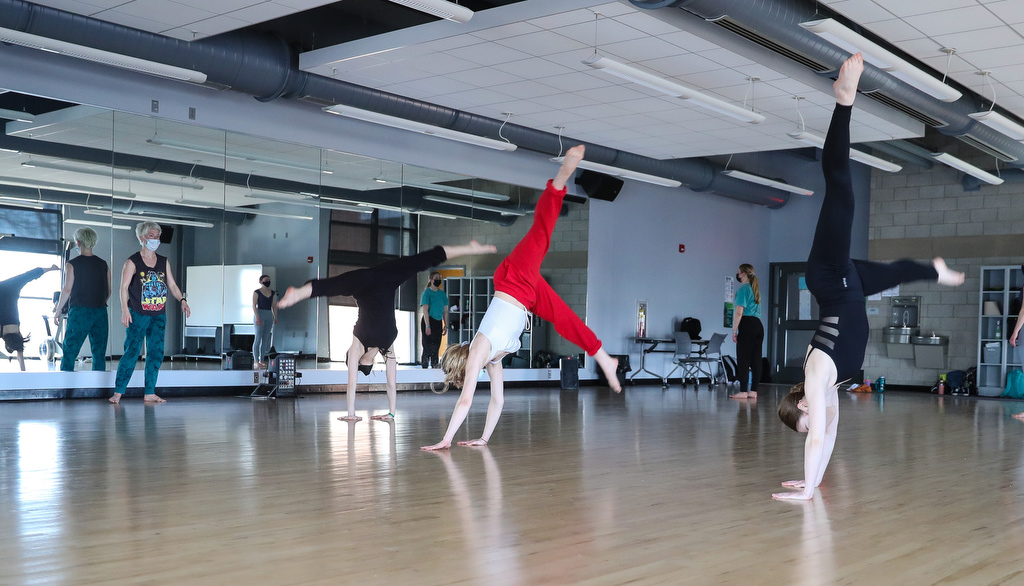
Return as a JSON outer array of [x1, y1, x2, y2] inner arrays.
[[730, 263, 763, 399], [420, 271, 448, 368]]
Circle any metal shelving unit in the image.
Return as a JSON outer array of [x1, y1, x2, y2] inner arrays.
[[978, 266, 1024, 396]]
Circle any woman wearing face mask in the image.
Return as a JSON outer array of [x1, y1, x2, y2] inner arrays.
[[110, 221, 190, 404], [420, 271, 448, 368], [730, 264, 763, 400], [252, 274, 278, 369]]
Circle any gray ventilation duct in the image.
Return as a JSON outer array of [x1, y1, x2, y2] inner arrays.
[[628, 0, 1024, 167], [0, 0, 793, 208]]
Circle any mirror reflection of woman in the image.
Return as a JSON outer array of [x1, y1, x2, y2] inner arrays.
[[54, 227, 111, 372], [110, 222, 190, 404], [420, 271, 448, 369], [0, 265, 60, 371], [252, 274, 278, 369], [773, 54, 964, 500], [730, 264, 763, 400]]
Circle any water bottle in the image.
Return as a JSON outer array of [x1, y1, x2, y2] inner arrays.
[[877, 376, 885, 393]]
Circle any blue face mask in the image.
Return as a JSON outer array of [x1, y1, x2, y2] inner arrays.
[[145, 238, 160, 251]]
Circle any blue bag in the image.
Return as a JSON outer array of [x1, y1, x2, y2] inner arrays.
[[1002, 370, 1024, 400]]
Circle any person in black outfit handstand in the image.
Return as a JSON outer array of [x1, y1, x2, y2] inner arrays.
[[774, 53, 965, 500], [278, 241, 495, 422]]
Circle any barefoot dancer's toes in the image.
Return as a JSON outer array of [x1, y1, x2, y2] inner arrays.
[[834, 52, 864, 106], [278, 286, 300, 309], [144, 394, 166, 403], [421, 441, 451, 451], [933, 257, 965, 286], [108, 393, 122, 404], [1013, 412, 1024, 420]]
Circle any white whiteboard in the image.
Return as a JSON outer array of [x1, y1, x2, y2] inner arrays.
[[185, 265, 275, 326]]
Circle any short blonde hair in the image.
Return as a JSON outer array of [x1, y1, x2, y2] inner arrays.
[[135, 221, 162, 242], [73, 227, 98, 250], [439, 343, 471, 392]]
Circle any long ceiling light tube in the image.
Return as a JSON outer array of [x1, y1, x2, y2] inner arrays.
[[0, 176, 136, 198], [405, 182, 510, 201], [930, 152, 1004, 185], [323, 104, 516, 151], [146, 137, 331, 174], [23, 160, 204, 190], [0, 108, 34, 123], [721, 170, 814, 196], [386, 0, 474, 23], [84, 209, 216, 228], [550, 156, 682, 188], [787, 131, 903, 172], [224, 206, 314, 221], [244, 192, 320, 207], [422, 194, 528, 216], [319, 201, 372, 214], [64, 218, 132, 231], [968, 110, 1024, 142], [0, 26, 207, 83], [799, 19, 961, 102], [582, 54, 766, 124]]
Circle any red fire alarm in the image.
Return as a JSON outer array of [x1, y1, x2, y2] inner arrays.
[[307, 256, 314, 263], [678, 244, 685, 253]]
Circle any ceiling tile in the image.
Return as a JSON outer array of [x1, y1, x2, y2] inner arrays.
[[904, 6, 1004, 36]]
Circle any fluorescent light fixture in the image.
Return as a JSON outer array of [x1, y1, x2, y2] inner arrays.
[[0, 176, 136, 198], [930, 152, 1003, 185], [0, 26, 207, 83], [84, 209, 215, 228], [64, 218, 132, 231], [721, 170, 814, 196], [787, 131, 902, 172], [0, 108, 34, 123], [0, 198, 43, 209], [406, 182, 510, 201], [319, 201, 372, 214], [968, 110, 1024, 142], [323, 104, 517, 152], [422, 194, 528, 216], [799, 19, 961, 102], [583, 54, 765, 124], [225, 206, 314, 221], [387, 0, 473, 22], [0, 147, 20, 153], [244, 192, 319, 206], [417, 210, 459, 220], [550, 156, 682, 188], [146, 137, 330, 174], [23, 160, 204, 190]]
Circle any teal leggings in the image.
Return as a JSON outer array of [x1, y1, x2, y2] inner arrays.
[[60, 306, 108, 371], [114, 310, 166, 395]]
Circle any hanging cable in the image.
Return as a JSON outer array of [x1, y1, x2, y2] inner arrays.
[[498, 112, 513, 146], [555, 125, 565, 158]]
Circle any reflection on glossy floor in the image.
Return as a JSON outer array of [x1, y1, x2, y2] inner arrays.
[[3, 386, 1024, 584]]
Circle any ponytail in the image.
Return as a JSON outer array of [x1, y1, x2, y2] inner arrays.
[[739, 263, 760, 305]]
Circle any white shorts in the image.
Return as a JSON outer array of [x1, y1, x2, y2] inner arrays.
[[476, 297, 528, 364]]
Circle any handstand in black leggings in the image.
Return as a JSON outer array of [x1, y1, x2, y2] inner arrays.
[[773, 53, 965, 500], [278, 241, 495, 421]]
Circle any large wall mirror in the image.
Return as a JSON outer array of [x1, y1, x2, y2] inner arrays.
[[0, 92, 590, 378]]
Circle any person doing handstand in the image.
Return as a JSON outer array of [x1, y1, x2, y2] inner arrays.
[[774, 53, 964, 500], [278, 241, 495, 421], [421, 145, 621, 451]]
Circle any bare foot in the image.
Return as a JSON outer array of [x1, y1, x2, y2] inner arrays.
[[144, 394, 166, 403], [1012, 411, 1024, 420], [369, 413, 394, 421], [456, 438, 488, 446], [277, 284, 311, 309], [730, 392, 753, 399], [595, 352, 622, 393], [421, 441, 451, 451], [834, 52, 863, 106], [933, 257, 965, 286], [108, 393, 122, 404], [338, 414, 363, 422]]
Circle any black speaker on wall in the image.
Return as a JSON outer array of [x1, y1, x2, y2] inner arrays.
[[575, 170, 624, 202], [159, 225, 174, 244]]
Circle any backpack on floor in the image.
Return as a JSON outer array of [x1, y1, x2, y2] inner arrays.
[[721, 355, 739, 383]]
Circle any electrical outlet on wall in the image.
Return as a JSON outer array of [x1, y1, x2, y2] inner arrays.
[[253, 372, 259, 383]]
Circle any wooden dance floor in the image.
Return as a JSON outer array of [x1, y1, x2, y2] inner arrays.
[[2, 385, 1024, 584]]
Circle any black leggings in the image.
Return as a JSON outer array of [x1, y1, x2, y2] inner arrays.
[[736, 316, 763, 393], [421, 316, 443, 368], [806, 105, 937, 380]]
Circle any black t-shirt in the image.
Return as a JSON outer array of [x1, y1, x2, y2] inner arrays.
[[127, 252, 168, 316], [68, 254, 109, 309], [254, 289, 275, 311], [0, 268, 44, 326]]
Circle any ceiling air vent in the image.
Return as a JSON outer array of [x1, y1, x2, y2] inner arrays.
[[957, 134, 1018, 163], [864, 91, 945, 128], [711, 17, 830, 73]]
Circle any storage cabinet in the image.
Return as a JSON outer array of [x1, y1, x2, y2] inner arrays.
[[977, 266, 1024, 395]]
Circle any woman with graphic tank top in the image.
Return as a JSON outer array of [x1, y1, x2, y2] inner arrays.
[[110, 221, 190, 404]]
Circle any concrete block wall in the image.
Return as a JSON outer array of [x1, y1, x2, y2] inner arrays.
[[865, 138, 1023, 387], [418, 202, 590, 358]]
